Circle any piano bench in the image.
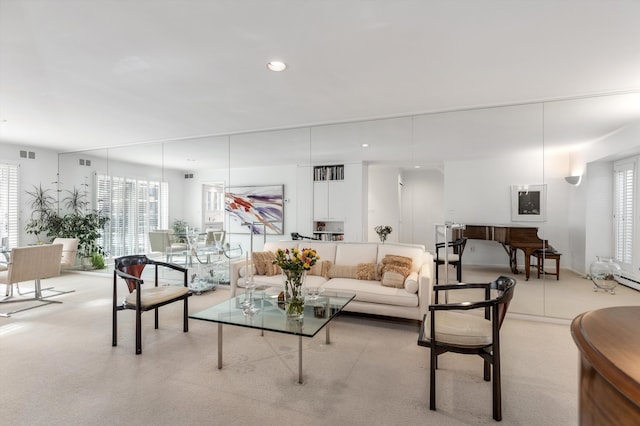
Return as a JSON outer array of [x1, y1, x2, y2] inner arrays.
[[531, 250, 561, 280]]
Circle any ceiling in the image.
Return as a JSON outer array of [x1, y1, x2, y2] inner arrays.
[[1, 0, 640, 170]]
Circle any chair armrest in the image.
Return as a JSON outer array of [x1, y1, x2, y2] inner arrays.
[[429, 299, 493, 312], [433, 282, 490, 305], [434, 282, 489, 292], [148, 259, 188, 273], [114, 269, 144, 284]]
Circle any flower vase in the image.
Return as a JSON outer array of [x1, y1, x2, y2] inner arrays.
[[282, 269, 306, 320]]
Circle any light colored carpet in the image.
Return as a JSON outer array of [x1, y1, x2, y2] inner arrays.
[[2, 269, 581, 425]]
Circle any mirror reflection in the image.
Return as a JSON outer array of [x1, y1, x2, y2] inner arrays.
[[53, 91, 640, 319]]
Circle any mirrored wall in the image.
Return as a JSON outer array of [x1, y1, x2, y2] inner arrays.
[[58, 91, 640, 320]]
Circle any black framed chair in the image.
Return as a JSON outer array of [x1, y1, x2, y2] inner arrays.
[[112, 255, 191, 354], [434, 237, 467, 283], [418, 275, 516, 421]]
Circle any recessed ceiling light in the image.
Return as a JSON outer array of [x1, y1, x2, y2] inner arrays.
[[414, 165, 421, 169], [267, 61, 287, 72], [361, 143, 369, 148]]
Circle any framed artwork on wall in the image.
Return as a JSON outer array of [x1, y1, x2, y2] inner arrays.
[[225, 185, 284, 234], [511, 184, 546, 222]]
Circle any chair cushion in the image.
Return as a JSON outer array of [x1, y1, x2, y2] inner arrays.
[[436, 253, 460, 262], [424, 311, 492, 347], [126, 286, 189, 308]]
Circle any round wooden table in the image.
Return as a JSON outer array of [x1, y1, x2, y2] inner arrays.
[[571, 306, 640, 425]]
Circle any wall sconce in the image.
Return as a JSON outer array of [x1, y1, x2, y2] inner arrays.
[[564, 175, 582, 185]]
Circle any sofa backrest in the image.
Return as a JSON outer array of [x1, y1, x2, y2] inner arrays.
[[334, 243, 378, 265], [261, 241, 426, 272], [264, 241, 338, 264]]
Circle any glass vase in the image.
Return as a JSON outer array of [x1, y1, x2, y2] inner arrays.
[[282, 269, 306, 320], [589, 256, 621, 295]]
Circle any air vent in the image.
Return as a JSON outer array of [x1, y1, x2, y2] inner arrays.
[[19, 150, 36, 159], [184, 173, 194, 179]]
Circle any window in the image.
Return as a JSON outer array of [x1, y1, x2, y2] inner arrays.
[[96, 173, 168, 258], [0, 163, 19, 249], [613, 159, 636, 270]]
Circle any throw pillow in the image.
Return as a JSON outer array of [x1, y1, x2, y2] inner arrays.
[[308, 259, 326, 276], [381, 270, 405, 288], [356, 263, 377, 280], [238, 264, 257, 278], [327, 264, 357, 279], [404, 271, 419, 294], [252, 251, 281, 276], [381, 254, 413, 270]]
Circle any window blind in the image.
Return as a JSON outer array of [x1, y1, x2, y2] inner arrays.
[[613, 160, 635, 267], [0, 163, 19, 249], [96, 173, 168, 258]]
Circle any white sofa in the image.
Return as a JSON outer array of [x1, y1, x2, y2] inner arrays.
[[230, 241, 434, 321]]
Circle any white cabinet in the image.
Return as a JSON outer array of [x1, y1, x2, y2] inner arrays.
[[313, 180, 346, 220], [311, 164, 364, 241]]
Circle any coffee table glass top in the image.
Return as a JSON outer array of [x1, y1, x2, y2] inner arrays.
[[189, 290, 355, 338]]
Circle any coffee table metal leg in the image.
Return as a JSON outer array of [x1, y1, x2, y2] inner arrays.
[[298, 335, 303, 384], [218, 323, 223, 369], [326, 325, 331, 344]]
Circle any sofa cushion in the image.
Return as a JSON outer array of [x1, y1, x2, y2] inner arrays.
[[335, 243, 378, 265], [321, 278, 418, 307], [328, 264, 357, 279]]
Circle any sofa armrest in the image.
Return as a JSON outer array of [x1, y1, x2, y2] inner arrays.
[[417, 252, 435, 320], [229, 258, 248, 297]]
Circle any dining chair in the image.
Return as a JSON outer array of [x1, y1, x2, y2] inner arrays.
[[418, 275, 516, 421], [434, 237, 467, 283], [112, 255, 191, 354]]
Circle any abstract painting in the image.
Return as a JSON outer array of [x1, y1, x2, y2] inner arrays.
[[225, 185, 284, 234]]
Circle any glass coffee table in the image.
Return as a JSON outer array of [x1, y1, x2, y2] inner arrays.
[[189, 290, 355, 384]]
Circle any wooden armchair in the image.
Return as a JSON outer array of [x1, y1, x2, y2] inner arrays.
[[418, 275, 516, 421], [112, 255, 191, 354]]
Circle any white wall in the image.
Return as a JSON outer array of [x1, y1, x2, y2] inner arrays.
[[584, 161, 614, 271], [399, 168, 444, 250], [367, 166, 402, 243], [0, 142, 59, 245]]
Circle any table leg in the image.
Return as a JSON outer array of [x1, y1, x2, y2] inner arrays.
[[218, 323, 223, 369], [326, 324, 331, 344], [298, 335, 303, 384]]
